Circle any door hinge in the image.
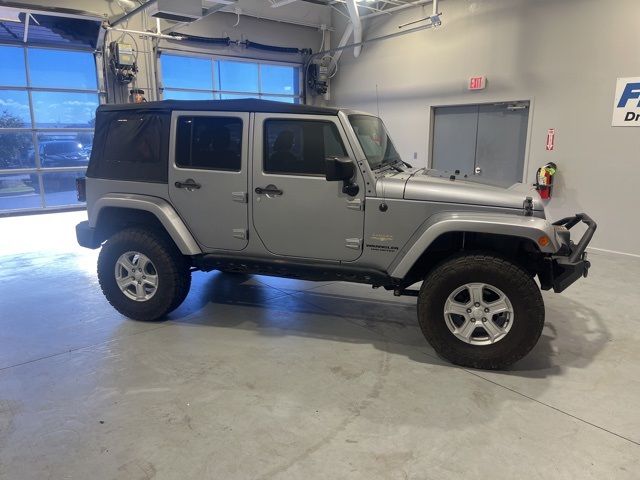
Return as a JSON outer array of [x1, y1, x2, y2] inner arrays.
[[232, 191, 248, 203], [523, 196, 534, 216], [345, 238, 362, 250], [233, 229, 248, 240], [347, 198, 364, 211]]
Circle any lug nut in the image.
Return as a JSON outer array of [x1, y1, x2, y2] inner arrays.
[[470, 318, 476, 322], [481, 317, 487, 322], [466, 308, 472, 313], [137, 281, 141, 284], [142, 276, 146, 279], [484, 307, 490, 312], [474, 302, 480, 307]]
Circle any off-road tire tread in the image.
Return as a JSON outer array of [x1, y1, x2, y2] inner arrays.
[[418, 253, 545, 370], [98, 228, 191, 321], [168, 266, 192, 314]]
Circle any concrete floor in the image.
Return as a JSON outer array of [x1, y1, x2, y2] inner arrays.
[[0, 211, 639, 479]]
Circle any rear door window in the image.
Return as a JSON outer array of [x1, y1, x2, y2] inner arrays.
[[175, 116, 242, 171]]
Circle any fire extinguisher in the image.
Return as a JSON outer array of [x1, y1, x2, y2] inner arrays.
[[535, 162, 557, 199]]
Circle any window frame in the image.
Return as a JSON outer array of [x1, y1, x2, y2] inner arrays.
[[174, 115, 244, 173], [262, 118, 348, 177], [0, 8, 105, 213], [157, 49, 302, 104], [169, 110, 248, 178]]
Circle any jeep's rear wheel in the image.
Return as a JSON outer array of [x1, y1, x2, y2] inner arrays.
[[98, 228, 191, 321], [417, 254, 544, 370]]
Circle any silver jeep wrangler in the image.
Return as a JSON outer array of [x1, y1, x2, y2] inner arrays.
[[76, 99, 596, 369]]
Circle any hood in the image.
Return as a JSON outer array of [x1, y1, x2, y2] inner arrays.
[[379, 169, 542, 212]]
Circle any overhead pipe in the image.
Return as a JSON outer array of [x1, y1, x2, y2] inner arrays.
[[110, 0, 157, 27], [432, 0, 440, 23], [398, 0, 441, 29], [345, 0, 362, 57], [343, 0, 439, 56], [309, 16, 440, 61], [361, 0, 434, 20], [104, 25, 181, 40], [331, 22, 354, 66]]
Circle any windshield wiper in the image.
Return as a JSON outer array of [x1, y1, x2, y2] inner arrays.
[[374, 157, 410, 173], [389, 157, 413, 170]]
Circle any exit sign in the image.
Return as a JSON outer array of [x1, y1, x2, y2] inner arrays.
[[469, 76, 486, 90]]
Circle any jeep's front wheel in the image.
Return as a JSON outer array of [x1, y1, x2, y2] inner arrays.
[[97, 228, 191, 321], [417, 254, 544, 370]]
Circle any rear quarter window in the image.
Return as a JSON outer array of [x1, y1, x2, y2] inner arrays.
[[104, 115, 163, 165], [86, 110, 170, 183]]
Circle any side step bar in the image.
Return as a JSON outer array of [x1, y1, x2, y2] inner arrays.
[[192, 253, 395, 286]]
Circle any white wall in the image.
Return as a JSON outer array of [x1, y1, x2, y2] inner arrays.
[[331, 0, 640, 256]]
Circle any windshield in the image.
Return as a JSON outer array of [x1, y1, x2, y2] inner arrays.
[[349, 114, 401, 170]]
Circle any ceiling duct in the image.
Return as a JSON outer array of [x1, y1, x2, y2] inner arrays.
[[148, 0, 202, 23], [345, 0, 361, 58]]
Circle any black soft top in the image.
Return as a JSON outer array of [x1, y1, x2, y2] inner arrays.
[[88, 99, 340, 184], [97, 98, 339, 116]]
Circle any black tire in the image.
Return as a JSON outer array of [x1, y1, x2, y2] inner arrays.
[[417, 253, 544, 370], [167, 268, 192, 313], [97, 228, 191, 321]]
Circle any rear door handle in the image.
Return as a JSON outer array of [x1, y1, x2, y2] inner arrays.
[[255, 185, 283, 196], [175, 179, 201, 190]]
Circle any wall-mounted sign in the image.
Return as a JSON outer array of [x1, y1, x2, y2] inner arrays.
[[612, 77, 640, 127], [468, 76, 486, 90], [545, 128, 555, 151]]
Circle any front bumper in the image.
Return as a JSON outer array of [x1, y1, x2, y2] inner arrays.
[[539, 213, 597, 293], [76, 221, 101, 249]]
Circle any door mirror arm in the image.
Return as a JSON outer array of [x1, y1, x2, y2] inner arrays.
[[342, 182, 359, 197], [325, 156, 359, 197]]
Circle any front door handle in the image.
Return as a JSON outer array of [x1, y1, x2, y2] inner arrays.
[[255, 184, 283, 196], [175, 179, 201, 191]]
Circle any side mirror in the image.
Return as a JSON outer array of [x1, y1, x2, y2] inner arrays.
[[325, 156, 354, 182], [325, 156, 359, 197]]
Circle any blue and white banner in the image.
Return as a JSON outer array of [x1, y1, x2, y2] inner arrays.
[[612, 77, 640, 127]]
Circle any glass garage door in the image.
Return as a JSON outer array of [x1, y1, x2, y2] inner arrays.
[[159, 52, 301, 103], [0, 12, 101, 214]]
